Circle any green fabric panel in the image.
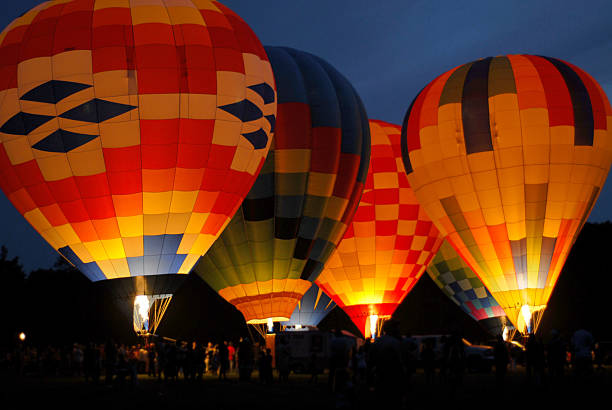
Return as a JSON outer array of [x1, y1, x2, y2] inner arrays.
[[274, 237, 296, 261], [275, 173, 309, 196], [273, 259, 291, 279], [488, 56, 516, 97], [246, 219, 274, 243], [251, 239, 273, 262], [439, 62, 472, 106], [302, 195, 329, 218]]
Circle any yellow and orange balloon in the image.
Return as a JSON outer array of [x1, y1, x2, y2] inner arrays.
[[0, 0, 275, 331], [401, 55, 612, 333]]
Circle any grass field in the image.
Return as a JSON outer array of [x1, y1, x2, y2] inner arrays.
[[1, 366, 609, 409]]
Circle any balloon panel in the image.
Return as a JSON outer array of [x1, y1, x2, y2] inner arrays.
[[194, 47, 370, 323], [282, 282, 335, 327], [0, 0, 275, 284], [402, 55, 612, 329], [316, 120, 444, 335], [427, 240, 506, 322]]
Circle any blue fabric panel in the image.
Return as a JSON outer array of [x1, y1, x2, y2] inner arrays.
[[284, 48, 341, 128], [143, 255, 161, 275], [144, 235, 164, 256], [161, 234, 183, 255], [127, 256, 145, 275], [265, 47, 308, 104]]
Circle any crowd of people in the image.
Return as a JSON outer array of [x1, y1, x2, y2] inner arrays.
[[2, 323, 607, 401], [2, 337, 249, 386]]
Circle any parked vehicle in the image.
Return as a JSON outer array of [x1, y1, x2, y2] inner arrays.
[[408, 334, 494, 373]]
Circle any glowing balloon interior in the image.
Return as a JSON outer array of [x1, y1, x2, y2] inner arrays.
[[402, 55, 612, 333], [316, 120, 444, 337], [194, 47, 370, 325], [0, 0, 276, 331]]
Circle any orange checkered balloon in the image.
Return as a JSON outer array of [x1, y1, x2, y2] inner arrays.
[[0, 1, 275, 303], [401, 55, 612, 333], [316, 120, 444, 337]]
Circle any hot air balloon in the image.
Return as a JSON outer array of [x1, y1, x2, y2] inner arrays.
[[427, 240, 510, 337], [281, 283, 335, 329], [316, 120, 444, 338], [193, 46, 370, 334], [0, 0, 275, 334], [401, 55, 612, 334]]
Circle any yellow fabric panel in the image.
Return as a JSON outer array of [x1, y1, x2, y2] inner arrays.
[[182, 94, 217, 120], [274, 149, 311, 173], [55, 223, 81, 245], [23, 208, 52, 232], [4, 136, 34, 165], [166, 5, 207, 25], [66, 148, 106, 177], [101, 238, 126, 259], [229, 146, 254, 172], [110, 258, 131, 278], [94, 0, 130, 9], [143, 213, 169, 235], [184, 212, 209, 234], [211, 119, 241, 146], [40, 228, 67, 250], [138, 94, 180, 119], [18, 57, 53, 88], [96, 259, 118, 279], [70, 243, 94, 264], [307, 172, 336, 197], [178, 253, 200, 274], [177, 233, 199, 254], [130, 5, 172, 26], [165, 213, 191, 234], [373, 172, 399, 189], [36, 154, 73, 181], [84, 240, 109, 261], [169, 191, 198, 213], [143, 192, 172, 215]]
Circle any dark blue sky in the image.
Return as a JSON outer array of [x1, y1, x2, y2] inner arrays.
[[1, 0, 611, 272]]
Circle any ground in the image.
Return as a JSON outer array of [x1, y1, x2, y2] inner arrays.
[[2, 366, 608, 410]]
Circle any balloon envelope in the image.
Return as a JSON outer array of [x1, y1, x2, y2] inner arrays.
[[427, 240, 508, 336], [0, 1, 275, 314], [194, 47, 370, 324], [281, 282, 335, 328], [402, 55, 612, 333], [316, 120, 444, 337]]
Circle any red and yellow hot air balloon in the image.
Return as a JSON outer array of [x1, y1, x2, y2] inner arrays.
[[401, 55, 612, 334], [0, 0, 275, 333], [316, 120, 444, 338]]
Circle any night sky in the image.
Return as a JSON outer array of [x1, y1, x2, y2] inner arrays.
[[1, 0, 611, 272]]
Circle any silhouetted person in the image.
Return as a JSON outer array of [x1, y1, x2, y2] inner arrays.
[[218, 341, 229, 380], [438, 335, 449, 384], [421, 338, 436, 385], [237, 337, 254, 382], [193, 342, 205, 380], [401, 333, 418, 390], [147, 343, 156, 377], [546, 329, 566, 382], [571, 328, 594, 378], [103, 339, 116, 385], [493, 335, 510, 391], [276, 336, 291, 383], [84, 342, 96, 383], [446, 334, 465, 398], [328, 329, 350, 393], [258, 348, 273, 384], [370, 320, 404, 408]]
